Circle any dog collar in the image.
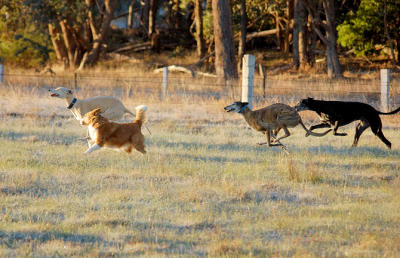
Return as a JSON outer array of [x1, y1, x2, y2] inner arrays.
[[67, 98, 77, 109], [238, 104, 248, 113]]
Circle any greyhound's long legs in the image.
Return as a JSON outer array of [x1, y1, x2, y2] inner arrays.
[[333, 121, 347, 136], [352, 120, 369, 147], [274, 126, 290, 141], [270, 134, 289, 154], [258, 129, 283, 147], [309, 123, 331, 131], [273, 126, 281, 137], [257, 130, 289, 154], [306, 123, 331, 136], [258, 130, 271, 146]]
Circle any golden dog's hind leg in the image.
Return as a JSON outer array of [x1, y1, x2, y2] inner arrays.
[[124, 144, 133, 153], [132, 134, 146, 154]]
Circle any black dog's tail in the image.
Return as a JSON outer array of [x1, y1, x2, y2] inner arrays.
[[377, 106, 400, 115], [299, 120, 332, 137]]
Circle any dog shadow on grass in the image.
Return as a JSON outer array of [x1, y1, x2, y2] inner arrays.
[[303, 145, 399, 157], [0, 129, 78, 146], [0, 225, 205, 256], [147, 138, 284, 164]]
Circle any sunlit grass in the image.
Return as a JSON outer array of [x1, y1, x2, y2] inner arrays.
[[0, 103, 399, 256]]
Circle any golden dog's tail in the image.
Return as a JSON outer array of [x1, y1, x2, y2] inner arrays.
[[299, 120, 332, 137], [134, 105, 147, 127]]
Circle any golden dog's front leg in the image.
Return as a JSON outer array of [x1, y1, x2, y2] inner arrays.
[[84, 144, 101, 154]]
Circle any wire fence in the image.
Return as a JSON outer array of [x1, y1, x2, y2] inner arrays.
[[1, 71, 400, 108]]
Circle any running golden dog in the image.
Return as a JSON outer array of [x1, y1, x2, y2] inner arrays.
[[80, 105, 147, 154]]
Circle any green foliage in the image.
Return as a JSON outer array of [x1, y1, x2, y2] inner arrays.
[[337, 0, 400, 57], [0, 4, 53, 67], [203, 8, 214, 44]]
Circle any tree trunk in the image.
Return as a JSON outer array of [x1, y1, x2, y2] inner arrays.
[[237, 0, 247, 73], [383, 0, 396, 65], [322, 0, 342, 77], [396, 39, 400, 63], [298, 10, 307, 70], [292, 0, 302, 68], [48, 24, 68, 68], [194, 0, 205, 59], [307, 18, 317, 66], [140, 0, 150, 34], [59, 19, 79, 70], [283, 0, 293, 53], [173, 0, 182, 30], [212, 0, 237, 80], [275, 16, 283, 51], [86, 0, 99, 39], [293, 0, 309, 70], [149, 0, 159, 37], [128, 0, 135, 28], [84, 0, 117, 67]]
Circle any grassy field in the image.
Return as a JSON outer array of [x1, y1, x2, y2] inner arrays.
[[0, 92, 400, 257]]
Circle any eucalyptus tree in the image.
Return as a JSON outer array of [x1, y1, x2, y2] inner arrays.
[[24, 0, 118, 70], [338, 0, 400, 64], [0, 0, 51, 67], [212, 0, 237, 80]]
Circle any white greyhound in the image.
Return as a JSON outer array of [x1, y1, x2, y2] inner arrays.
[[49, 87, 135, 122]]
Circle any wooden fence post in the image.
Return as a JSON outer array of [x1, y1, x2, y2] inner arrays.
[[0, 63, 4, 84], [241, 54, 255, 109], [161, 67, 168, 100], [380, 69, 390, 112]]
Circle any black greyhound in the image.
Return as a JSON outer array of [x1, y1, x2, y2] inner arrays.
[[295, 98, 400, 149]]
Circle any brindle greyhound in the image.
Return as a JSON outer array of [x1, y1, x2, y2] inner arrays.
[[224, 101, 331, 151]]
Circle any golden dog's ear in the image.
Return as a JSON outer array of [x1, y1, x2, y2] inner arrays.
[[91, 108, 103, 116]]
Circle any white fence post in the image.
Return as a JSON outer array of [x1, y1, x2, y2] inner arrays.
[[380, 69, 390, 112], [241, 54, 255, 109], [0, 64, 4, 84], [162, 67, 168, 100]]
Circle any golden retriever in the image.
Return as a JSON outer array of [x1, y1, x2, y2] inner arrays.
[[80, 105, 147, 154]]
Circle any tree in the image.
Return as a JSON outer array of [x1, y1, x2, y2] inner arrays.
[[84, 0, 118, 67], [292, 0, 307, 69], [194, 0, 206, 58], [212, 0, 237, 80], [0, 1, 52, 67], [148, 0, 159, 37], [237, 0, 247, 73], [304, 0, 342, 78], [24, 0, 118, 70], [337, 0, 400, 64], [322, 0, 342, 77]]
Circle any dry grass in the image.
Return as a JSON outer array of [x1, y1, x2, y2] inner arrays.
[[0, 74, 400, 256]]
